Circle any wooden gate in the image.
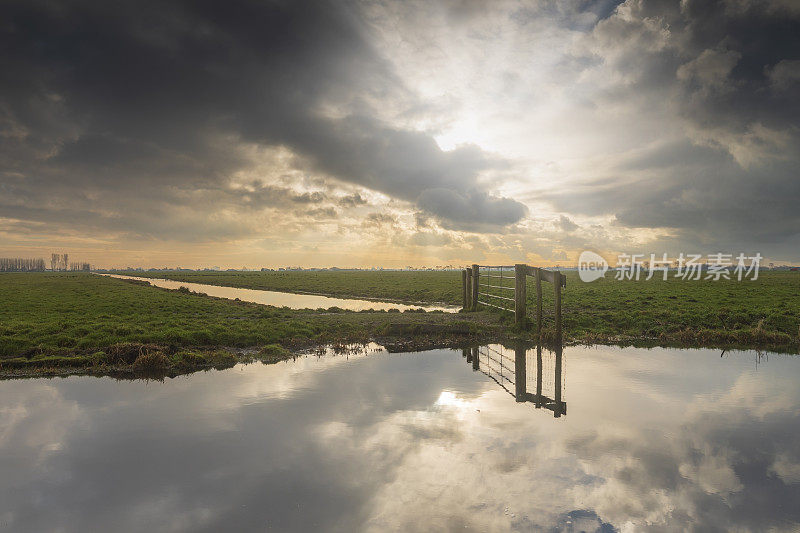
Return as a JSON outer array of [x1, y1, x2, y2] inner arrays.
[[462, 264, 566, 340]]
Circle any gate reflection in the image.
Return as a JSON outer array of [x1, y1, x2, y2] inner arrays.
[[463, 342, 566, 417]]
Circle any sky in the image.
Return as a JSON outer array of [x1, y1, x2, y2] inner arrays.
[[1, 0, 799, 268]]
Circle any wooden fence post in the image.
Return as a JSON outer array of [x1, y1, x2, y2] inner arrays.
[[535, 267, 542, 334], [471, 264, 479, 311], [461, 269, 468, 310], [514, 264, 527, 328], [465, 268, 472, 310], [535, 343, 543, 408], [554, 271, 562, 343], [471, 346, 479, 370], [554, 342, 564, 417], [514, 343, 526, 402]]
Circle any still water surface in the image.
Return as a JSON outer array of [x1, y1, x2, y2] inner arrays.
[[98, 273, 458, 312], [1, 344, 799, 532]]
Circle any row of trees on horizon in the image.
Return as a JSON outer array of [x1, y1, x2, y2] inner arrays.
[[0, 254, 91, 272]]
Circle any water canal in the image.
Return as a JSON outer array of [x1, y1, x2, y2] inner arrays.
[[1, 344, 798, 532], [98, 273, 459, 313]]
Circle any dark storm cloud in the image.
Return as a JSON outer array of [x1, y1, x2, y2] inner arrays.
[[279, 114, 524, 229], [417, 188, 528, 230], [557, 215, 578, 232], [545, 0, 800, 253], [290, 191, 327, 204], [672, 0, 800, 134], [337, 193, 368, 208], [549, 140, 800, 250], [364, 212, 398, 226], [0, 0, 524, 238]]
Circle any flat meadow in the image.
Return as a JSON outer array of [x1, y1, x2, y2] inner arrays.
[[1, 269, 798, 377], [124, 269, 800, 347], [0, 272, 495, 376]]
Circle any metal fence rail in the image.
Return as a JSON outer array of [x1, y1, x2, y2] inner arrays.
[[477, 265, 515, 312], [480, 344, 514, 385]]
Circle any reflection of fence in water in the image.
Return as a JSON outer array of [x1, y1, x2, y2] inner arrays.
[[476, 344, 515, 395], [533, 346, 565, 401], [466, 344, 566, 417]]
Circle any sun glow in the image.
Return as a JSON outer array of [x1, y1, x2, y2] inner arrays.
[[435, 390, 471, 410]]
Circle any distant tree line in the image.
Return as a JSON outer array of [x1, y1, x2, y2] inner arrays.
[[51, 253, 68, 271], [0, 257, 47, 272], [0, 253, 91, 272]]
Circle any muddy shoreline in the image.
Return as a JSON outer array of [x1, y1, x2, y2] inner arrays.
[[3, 329, 797, 380]]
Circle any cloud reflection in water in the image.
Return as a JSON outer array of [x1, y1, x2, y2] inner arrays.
[[0, 345, 799, 532]]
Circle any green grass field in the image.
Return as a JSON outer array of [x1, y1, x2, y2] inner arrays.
[[0, 273, 497, 376], [2, 269, 798, 376], [122, 269, 800, 346]]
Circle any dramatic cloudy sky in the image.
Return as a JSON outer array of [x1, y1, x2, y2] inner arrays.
[[1, 0, 798, 268]]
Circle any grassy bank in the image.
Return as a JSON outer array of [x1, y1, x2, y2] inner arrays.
[[0, 273, 500, 377], [119, 269, 800, 348], [2, 270, 798, 377]]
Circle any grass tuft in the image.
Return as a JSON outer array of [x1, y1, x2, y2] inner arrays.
[[132, 351, 170, 373]]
